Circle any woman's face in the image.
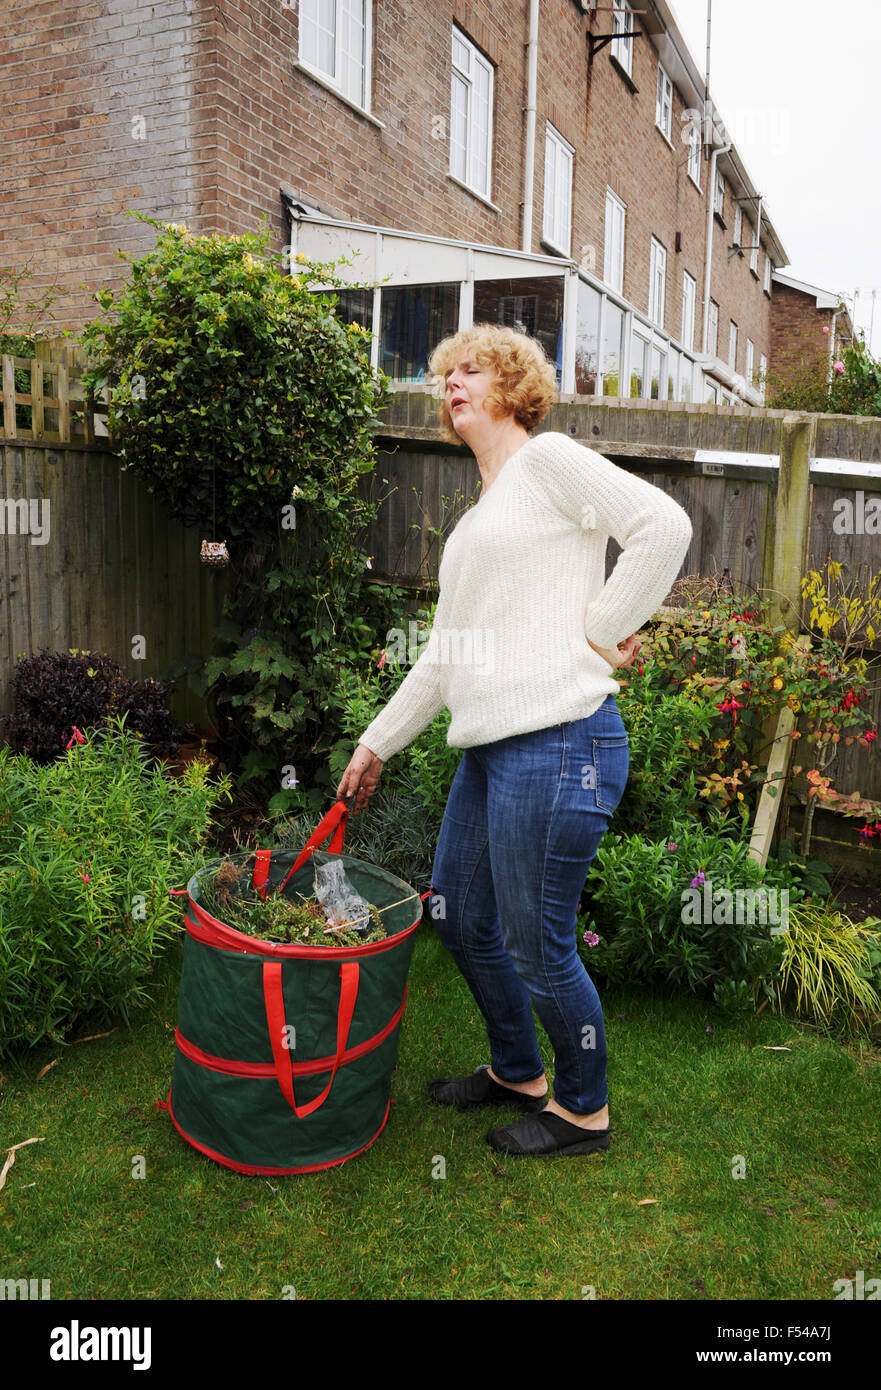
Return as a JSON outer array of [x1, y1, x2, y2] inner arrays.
[[443, 355, 497, 437]]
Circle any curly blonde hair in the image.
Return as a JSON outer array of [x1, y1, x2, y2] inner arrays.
[[427, 322, 558, 446]]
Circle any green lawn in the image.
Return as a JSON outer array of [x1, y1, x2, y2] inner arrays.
[[1, 922, 879, 1301]]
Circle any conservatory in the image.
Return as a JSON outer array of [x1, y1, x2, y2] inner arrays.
[[282, 195, 761, 408]]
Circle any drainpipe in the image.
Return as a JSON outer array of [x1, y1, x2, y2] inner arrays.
[[701, 137, 731, 354], [521, 0, 540, 252], [828, 306, 840, 381]]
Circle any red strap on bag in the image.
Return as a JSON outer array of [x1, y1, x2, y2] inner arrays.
[[275, 799, 350, 894], [249, 800, 349, 899], [252, 849, 273, 899], [263, 958, 360, 1117]]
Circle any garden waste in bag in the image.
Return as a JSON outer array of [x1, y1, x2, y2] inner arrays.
[[161, 799, 429, 1174]]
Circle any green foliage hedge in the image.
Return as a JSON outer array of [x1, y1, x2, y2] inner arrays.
[[0, 716, 231, 1056]]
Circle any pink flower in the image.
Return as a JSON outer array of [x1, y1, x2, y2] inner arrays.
[[377, 649, 387, 670], [582, 930, 600, 947], [80, 873, 90, 883], [667, 842, 678, 851], [365, 557, 373, 570], [690, 870, 706, 887], [833, 361, 845, 375], [66, 726, 86, 749], [822, 325, 830, 334]]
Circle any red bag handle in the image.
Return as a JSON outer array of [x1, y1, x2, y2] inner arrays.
[[251, 799, 350, 899], [263, 959, 360, 1117]]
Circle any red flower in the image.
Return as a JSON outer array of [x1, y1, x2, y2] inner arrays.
[[66, 726, 86, 750], [716, 696, 744, 725]]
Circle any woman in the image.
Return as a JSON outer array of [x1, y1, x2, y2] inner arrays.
[[336, 323, 692, 1158]]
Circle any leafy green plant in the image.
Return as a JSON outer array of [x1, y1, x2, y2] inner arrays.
[[77, 213, 409, 806], [0, 714, 231, 1055], [766, 333, 881, 416], [577, 815, 803, 1013], [2, 647, 191, 764], [766, 901, 881, 1038], [626, 578, 879, 854]]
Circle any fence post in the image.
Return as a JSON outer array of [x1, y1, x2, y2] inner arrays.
[[749, 413, 816, 864]]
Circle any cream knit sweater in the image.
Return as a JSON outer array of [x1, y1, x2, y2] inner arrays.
[[357, 430, 693, 763]]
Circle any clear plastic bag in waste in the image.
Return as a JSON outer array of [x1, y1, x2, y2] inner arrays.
[[312, 857, 373, 934]]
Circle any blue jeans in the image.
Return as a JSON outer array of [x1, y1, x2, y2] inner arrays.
[[429, 695, 629, 1115]]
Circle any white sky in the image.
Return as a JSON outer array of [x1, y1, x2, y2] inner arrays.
[[667, 0, 881, 354]]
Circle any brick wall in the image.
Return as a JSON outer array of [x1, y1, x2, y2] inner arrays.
[[1, 0, 777, 375], [768, 283, 837, 387], [0, 0, 202, 333]]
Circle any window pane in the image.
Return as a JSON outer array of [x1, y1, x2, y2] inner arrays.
[[667, 347, 678, 400], [630, 330, 647, 398], [379, 283, 460, 381], [601, 301, 624, 395], [450, 71, 468, 181], [300, 0, 336, 76], [575, 279, 601, 394], [340, 0, 366, 106], [452, 32, 470, 72], [312, 286, 374, 337], [650, 345, 662, 400], [472, 59, 490, 191], [680, 361, 692, 402], [543, 135, 556, 241], [473, 275, 566, 390]]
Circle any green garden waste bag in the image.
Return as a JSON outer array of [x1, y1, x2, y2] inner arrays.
[[161, 800, 427, 1175]]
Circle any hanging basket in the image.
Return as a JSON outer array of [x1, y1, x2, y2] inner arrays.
[[161, 800, 429, 1175]]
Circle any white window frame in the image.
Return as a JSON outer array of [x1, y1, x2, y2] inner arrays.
[[611, 1, 633, 77], [687, 122, 701, 188], [648, 237, 666, 328], [759, 351, 768, 401], [543, 123, 574, 257], [764, 253, 772, 294], [707, 299, 718, 357], [749, 224, 759, 274], [298, 0, 371, 110], [449, 25, 494, 200], [604, 188, 626, 296], [656, 64, 673, 141], [681, 270, 696, 352], [729, 320, 738, 370], [745, 337, 754, 384], [714, 169, 725, 217], [733, 204, 742, 248]]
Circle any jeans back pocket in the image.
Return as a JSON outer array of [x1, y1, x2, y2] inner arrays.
[[591, 735, 630, 814]]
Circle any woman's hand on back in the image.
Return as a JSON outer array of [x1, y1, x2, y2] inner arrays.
[[586, 633, 642, 669]]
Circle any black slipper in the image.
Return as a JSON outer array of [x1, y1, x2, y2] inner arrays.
[[428, 1064, 548, 1112], [486, 1109, 611, 1156]]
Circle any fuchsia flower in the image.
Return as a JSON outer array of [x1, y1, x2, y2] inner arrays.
[[66, 726, 86, 749], [582, 930, 600, 947], [376, 649, 387, 670], [667, 841, 678, 851], [690, 869, 706, 887], [717, 696, 744, 725], [833, 361, 845, 375], [822, 325, 830, 334]]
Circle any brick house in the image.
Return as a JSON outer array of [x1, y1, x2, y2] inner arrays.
[[768, 272, 855, 394], [3, 0, 798, 406]]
